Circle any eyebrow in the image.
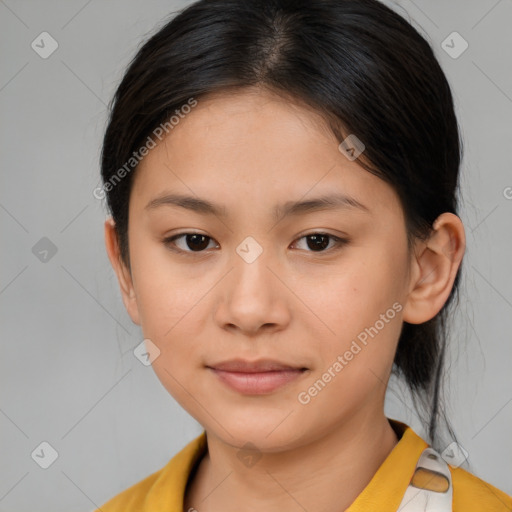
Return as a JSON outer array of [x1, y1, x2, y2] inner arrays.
[[144, 192, 370, 220]]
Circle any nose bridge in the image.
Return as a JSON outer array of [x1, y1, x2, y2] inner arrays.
[[232, 234, 274, 295], [235, 235, 266, 267]]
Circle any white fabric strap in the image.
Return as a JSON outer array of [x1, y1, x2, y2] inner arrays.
[[397, 447, 453, 511]]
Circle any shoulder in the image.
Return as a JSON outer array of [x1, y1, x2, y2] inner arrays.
[[94, 431, 207, 512], [96, 468, 163, 512], [389, 420, 511, 511], [451, 465, 512, 511]]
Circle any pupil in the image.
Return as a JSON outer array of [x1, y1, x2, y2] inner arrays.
[[307, 234, 329, 251]]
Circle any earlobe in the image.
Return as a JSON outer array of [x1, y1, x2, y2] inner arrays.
[[104, 217, 141, 325], [402, 213, 465, 325]]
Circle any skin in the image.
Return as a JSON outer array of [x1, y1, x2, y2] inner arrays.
[[104, 86, 465, 512]]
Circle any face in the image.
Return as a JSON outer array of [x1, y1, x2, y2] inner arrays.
[[116, 87, 415, 451]]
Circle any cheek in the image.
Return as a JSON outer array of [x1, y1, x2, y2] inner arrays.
[[294, 263, 404, 420], [304, 256, 403, 331], [302, 249, 406, 374], [131, 252, 208, 407], [128, 243, 202, 369]]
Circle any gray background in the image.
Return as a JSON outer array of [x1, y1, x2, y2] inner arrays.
[[1, 0, 511, 510]]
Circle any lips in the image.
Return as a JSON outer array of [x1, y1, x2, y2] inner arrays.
[[209, 359, 306, 373], [206, 359, 307, 394]]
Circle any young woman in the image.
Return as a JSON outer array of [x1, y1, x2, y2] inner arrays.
[[96, 0, 512, 510]]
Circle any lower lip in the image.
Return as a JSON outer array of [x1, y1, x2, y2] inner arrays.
[[209, 368, 305, 394]]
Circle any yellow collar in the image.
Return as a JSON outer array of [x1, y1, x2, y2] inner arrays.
[[142, 418, 427, 512]]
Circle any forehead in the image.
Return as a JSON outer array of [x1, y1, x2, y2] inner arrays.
[[130, 87, 402, 222]]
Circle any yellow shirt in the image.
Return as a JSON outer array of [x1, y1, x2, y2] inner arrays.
[[96, 419, 512, 511]]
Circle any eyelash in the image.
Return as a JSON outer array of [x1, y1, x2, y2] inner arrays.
[[162, 232, 349, 255]]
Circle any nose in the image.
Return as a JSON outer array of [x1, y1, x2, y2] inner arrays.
[[213, 243, 291, 337]]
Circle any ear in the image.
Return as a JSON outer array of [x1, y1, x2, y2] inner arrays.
[[402, 212, 465, 324], [104, 217, 141, 325]]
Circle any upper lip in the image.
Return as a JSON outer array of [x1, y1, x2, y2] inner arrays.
[[207, 359, 306, 373]]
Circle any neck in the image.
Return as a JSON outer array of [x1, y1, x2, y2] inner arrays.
[[184, 412, 399, 512]]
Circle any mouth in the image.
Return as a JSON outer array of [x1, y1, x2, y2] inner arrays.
[[206, 359, 308, 395]]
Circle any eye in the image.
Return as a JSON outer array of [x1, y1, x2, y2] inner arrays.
[[163, 233, 218, 253], [291, 232, 348, 253]]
